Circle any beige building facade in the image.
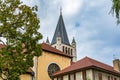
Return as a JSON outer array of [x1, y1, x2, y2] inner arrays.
[[20, 74, 33, 80]]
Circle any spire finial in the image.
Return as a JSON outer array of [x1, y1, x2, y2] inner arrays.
[[60, 7, 62, 15]]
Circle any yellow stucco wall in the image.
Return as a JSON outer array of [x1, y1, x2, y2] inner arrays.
[[0, 73, 32, 80], [20, 74, 32, 80], [37, 51, 71, 80]]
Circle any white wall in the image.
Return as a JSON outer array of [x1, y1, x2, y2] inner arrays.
[[76, 72, 82, 80], [94, 70, 120, 80], [53, 69, 120, 80], [54, 78, 57, 80], [86, 69, 93, 80], [63, 75, 68, 80]]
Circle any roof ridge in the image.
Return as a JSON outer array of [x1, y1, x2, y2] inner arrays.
[[84, 56, 94, 66], [85, 57, 113, 68]]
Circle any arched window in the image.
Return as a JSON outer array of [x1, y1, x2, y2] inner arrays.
[[65, 47, 67, 54], [63, 46, 64, 52], [68, 48, 70, 55], [71, 49, 73, 55]]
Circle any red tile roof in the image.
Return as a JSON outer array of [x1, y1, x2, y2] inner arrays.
[[0, 43, 72, 58], [41, 43, 72, 58], [53, 57, 120, 76]]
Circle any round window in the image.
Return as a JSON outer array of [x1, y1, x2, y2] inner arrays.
[[47, 63, 60, 78]]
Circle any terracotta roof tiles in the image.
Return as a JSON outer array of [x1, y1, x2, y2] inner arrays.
[[41, 43, 72, 58], [0, 43, 72, 58], [53, 57, 120, 76]]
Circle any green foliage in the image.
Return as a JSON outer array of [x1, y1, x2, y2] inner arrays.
[[0, 0, 42, 80], [111, 0, 120, 24]]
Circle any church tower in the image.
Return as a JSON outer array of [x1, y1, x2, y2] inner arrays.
[[51, 10, 77, 62]]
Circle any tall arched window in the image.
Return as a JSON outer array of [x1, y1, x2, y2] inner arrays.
[[71, 49, 73, 56], [68, 48, 70, 55], [63, 46, 64, 52], [65, 47, 67, 54]]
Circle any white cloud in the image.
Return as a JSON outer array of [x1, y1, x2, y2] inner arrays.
[[21, 0, 40, 7], [61, 0, 83, 16], [39, 0, 83, 17]]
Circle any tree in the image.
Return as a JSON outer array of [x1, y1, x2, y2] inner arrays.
[[111, 0, 120, 24], [0, 0, 42, 80]]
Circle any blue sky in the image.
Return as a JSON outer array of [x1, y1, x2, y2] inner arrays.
[[22, 0, 120, 66]]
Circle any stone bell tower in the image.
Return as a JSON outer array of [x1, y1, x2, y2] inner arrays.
[[51, 10, 77, 62]]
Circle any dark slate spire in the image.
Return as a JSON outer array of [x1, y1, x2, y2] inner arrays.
[[72, 37, 76, 44], [46, 37, 50, 44], [51, 10, 70, 45]]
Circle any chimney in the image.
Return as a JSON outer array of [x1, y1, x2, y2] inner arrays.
[[113, 59, 120, 72]]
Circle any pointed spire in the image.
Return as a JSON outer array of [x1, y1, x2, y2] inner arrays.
[[51, 10, 70, 45], [46, 37, 50, 44], [72, 37, 76, 43], [57, 32, 61, 37], [71, 37, 76, 48]]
